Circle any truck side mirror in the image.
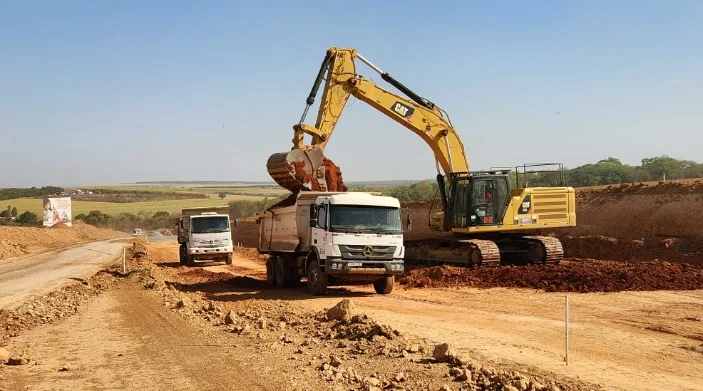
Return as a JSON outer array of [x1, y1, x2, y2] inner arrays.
[[406, 213, 412, 231]]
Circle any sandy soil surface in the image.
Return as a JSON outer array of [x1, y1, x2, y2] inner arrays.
[[3, 239, 702, 391], [2, 281, 275, 391], [183, 244, 703, 391], [0, 242, 593, 391], [0, 240, 127, 310], [0, 221, 125, 260]]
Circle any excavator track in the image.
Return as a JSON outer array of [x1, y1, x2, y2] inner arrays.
[[404, 235, 564, 267], [521, 235, 564, 264], [404, 238, 501, 267]]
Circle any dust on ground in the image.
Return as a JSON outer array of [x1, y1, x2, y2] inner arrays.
[[0, 221, 125, 260]]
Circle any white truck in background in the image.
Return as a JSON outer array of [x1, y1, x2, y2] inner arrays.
[[177, 206, 234, 266], [256, 192, 409, 296]]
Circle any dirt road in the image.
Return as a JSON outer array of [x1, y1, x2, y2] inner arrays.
[[0, 240, 126, 310], [2, 281, 274, 391], [187, 247, 703, 391]]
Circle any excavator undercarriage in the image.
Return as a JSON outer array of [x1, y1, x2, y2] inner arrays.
[[404, 235, 564, 267]]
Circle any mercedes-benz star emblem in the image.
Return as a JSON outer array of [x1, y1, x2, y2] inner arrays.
[[363, 246, 374, 257]]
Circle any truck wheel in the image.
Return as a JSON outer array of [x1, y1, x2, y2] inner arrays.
[[225, 254, 233, 265], [179, 245, 187, 265], [275, 256, 292, 288], [307, 261, 328, 296], [185, 253, 195, 267], [266, 257, 276, 285], [373, 276, 395, 294]]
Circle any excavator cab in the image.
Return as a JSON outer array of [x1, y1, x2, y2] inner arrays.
[[444, 171, 511, 230]]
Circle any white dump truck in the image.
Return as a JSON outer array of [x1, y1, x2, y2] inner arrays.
[[257, 192, 409, 295], [177, 206, 234, 266]]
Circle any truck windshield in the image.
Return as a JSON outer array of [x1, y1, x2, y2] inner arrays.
[[191, 216, 230, 234], [329, 206, 401, 234]]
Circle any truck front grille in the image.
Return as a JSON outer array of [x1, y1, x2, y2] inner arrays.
[[338, 245, 397, 260]]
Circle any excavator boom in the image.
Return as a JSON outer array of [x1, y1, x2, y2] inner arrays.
[[266, 47, 468, 193]]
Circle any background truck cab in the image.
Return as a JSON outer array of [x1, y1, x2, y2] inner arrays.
[[177, 206, 234, 266]]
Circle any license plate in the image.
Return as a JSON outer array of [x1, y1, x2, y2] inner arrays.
[[347, 262, 362, 267]]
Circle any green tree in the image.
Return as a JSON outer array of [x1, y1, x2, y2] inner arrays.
[[11, 207, 17, 217], [218, 192, 227, 199], [641, 155, 679, 181], [17, 211, 38, 224]]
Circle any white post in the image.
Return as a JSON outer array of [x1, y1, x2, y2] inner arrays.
[[565, 295, 570, 366], [123, 246, 126, 275]]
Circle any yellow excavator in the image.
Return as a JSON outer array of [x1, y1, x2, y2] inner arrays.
[[267, 47, 576, 266]]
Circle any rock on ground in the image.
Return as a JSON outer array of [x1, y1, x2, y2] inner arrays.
[[432, 343, 456, 363], [327, 299, 354, 321]]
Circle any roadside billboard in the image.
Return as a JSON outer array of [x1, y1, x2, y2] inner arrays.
[[43, 197, 72, 227]]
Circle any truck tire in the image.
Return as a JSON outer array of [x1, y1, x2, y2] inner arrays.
[[179, 244, 187, 265], [373, 276, 394, 294], [275, 256, 292, 288], [185, 253, 195, 267], [225, 254, 233, 265], [266, 257, 276, 285], [307, 261, 328, 296]]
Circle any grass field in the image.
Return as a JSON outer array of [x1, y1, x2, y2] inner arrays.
[[3, 193, 269, 216]]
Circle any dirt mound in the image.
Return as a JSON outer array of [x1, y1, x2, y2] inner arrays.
[[234, 247, 268, 263], [398, 260, 703, 292], [0, 221, 125, 260], [556, 179, 703, 265]]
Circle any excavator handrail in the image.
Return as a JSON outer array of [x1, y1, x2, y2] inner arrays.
[[490, 163, 566, 187]]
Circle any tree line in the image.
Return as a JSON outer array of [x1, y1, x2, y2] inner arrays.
[[520, 155, 703, 188], [0, 186, 63, 201]]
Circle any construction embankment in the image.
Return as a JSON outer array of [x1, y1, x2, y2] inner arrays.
[[0, 221, 126, 260], [232, 179, 703, 267]]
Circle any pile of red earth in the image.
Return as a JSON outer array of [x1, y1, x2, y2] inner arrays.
[[322, 157, 347, 192], [398, 260, 703, 293]]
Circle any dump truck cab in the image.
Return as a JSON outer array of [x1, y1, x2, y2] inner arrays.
[[177, 206, 234, 266], [256, 192, 407, 295]]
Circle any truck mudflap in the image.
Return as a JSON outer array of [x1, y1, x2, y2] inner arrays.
[[324, 259, 404, 276]]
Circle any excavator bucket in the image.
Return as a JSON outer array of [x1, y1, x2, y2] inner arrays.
[[266, 146, 348, 193]]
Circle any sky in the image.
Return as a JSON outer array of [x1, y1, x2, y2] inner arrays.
[[1, 0, 702, 187]]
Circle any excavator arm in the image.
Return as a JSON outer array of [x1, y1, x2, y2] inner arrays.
[[267, 47, 469, 193]]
